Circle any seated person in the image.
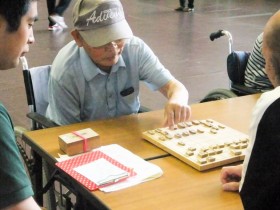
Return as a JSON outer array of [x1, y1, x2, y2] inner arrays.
[[220, 10, 280, 209], [46, 0, 191, 128], [244, 32, 273, 91], [0, 0, 41, 209]]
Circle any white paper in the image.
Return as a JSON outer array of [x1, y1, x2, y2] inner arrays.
[[73, 158, 129, 186], [95, 144, 163, 192], [56, 144, 163, 192]]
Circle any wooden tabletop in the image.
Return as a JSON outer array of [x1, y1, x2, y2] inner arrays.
[[92, 94, 260, 210], [23, 94, 260, 209], [23, 108, 169, 163], [94, 156, 243, 210], [190, 94, 260, 133]]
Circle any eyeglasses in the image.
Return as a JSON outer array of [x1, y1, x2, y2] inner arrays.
[[93, 39, 127, 50]]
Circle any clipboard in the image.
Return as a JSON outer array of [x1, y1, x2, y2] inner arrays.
[[55, 150, 136, 191]]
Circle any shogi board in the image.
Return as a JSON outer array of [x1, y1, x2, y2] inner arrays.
[[142, 119, 249, 171]]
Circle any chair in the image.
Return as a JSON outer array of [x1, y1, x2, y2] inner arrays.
[[200, 51, 262, 103], [200, 30, 266, 103], [17, 57, 74, 210], [21, 57, 58, 130], [226, 51, 261, 95]]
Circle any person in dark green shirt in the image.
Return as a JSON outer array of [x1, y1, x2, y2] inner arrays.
[[0, 0, 40, 209]]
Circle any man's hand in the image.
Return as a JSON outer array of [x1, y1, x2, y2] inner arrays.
[[163, 99, 191, 129], [159, 79, 191, 129], [220, 164, 242, 191]]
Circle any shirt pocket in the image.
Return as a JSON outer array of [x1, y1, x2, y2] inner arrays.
[[118, 91, 140, 115]]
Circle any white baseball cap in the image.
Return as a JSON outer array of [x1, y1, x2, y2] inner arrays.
[[73, 0, 133, 47]]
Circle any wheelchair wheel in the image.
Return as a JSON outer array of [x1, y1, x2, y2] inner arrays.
[[200, 88, 238, 103]]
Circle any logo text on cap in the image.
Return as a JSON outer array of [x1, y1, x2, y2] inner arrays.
[[86, 3, 125, 27]]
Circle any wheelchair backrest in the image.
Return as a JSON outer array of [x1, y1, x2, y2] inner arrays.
[[27, 65, 51, 116], [227, 51, 251, 85]]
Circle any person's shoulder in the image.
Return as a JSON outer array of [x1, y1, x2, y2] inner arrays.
[[126, 36, 145, 46], [0, 103, 12, 127], [257, 87, 280, 108], [125, 36, 152, 54], [58, 40, 79, 55], [0, 103, 8, 115], [256, 32, 263, 43], [52, 41, 80, 74], [130, 36, 142, 42]]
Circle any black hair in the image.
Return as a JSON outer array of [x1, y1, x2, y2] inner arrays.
[[0, 0, 37, 32]]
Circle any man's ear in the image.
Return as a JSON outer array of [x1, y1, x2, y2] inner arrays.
[[71, 30, 83, 47]]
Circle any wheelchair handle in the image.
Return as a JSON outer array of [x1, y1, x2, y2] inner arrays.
[[209, 30, 233, 54], [20, 56, 29, 70], [209, 30, 224, 41]]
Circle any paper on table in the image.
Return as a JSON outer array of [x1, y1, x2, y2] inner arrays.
[[56, 150, 136, 191], [95, 144, 163, 192], [73, 158, 129, 186], [56, 144, 163, 192]]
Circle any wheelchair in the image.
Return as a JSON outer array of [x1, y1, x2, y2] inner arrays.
[[200, 30, 263, 103], [16, 57, 75, 210]]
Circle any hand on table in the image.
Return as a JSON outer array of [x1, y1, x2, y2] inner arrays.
[[220, 164, 242, 191]]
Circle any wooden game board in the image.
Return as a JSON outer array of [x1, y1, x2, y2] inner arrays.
[[142, 119, 249, 171]]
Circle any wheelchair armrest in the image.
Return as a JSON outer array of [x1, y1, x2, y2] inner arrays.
[[27, 112, 59, 128], [231, 83, 261, 95]]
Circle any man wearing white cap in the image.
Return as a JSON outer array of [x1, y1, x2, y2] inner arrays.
[[46, 0, 191, 129]]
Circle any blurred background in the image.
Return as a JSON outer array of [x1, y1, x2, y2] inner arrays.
[[2, 0, 278, 128]]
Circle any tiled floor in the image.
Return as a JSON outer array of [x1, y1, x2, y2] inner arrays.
[[1, 0, 278, 128]]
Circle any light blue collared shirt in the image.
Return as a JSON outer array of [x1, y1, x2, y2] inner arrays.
[[46, 36, 174, 125]]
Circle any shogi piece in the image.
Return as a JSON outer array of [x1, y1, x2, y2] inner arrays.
[[59, 128, 100, 156]]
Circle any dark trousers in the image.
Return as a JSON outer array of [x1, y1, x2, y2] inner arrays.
[[179, 0, 194, 8], [47, 0, 72, 25]]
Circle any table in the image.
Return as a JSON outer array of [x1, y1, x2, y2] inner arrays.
[[94, 156, 243, 210], [23, 107, 170, 208], [23, 94, 260, 209]]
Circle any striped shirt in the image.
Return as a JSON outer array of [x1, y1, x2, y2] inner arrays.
[[244, 33, 273, 91]]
